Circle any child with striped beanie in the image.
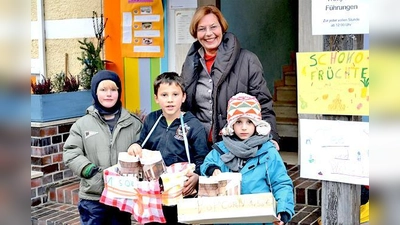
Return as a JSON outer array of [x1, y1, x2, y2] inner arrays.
[[220, 92, 272, 136], [200, 93, 294, 225]]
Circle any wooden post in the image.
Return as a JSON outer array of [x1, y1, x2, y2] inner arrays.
[[318, 35, 364, 224], [65, 53, 68, 75], [298, 3, 365, 223], [322, 181, 360, 224]]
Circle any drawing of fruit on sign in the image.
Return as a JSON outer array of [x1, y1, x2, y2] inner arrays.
[[300, 96, 308, 109], [348, 87, 354, 93], [322, 94, 329, 100], [360, 77, 369, 98]]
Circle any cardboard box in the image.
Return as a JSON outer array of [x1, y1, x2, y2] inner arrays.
[[178, 193, 278, 224]]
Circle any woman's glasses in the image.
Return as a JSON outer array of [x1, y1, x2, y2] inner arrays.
[[197, 25, 220, 33]]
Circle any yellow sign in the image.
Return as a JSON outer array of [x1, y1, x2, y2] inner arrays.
[[121, 0, 164, 57], [296, 50, 369, 115]]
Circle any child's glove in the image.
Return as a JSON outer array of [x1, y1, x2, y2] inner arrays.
[[278, 211, 290, 224], [81, 163, 99, 178]]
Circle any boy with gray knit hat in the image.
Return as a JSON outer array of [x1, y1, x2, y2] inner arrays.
[[200, 93, 294, 225]]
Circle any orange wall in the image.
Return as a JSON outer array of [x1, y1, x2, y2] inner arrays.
[[104, 0, 125, 105]]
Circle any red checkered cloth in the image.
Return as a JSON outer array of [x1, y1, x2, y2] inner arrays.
[[100, 163, 195, 224], [100, 166, 166, 224]]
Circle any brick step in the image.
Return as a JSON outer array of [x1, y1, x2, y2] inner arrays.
[[31, 202, 140, 225], [288, 204, 321, 225], [49, 179, 80, 205], [31, 202, 81, 225], [287, 165, 321, 207]]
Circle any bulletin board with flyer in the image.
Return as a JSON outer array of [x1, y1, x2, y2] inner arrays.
[[121, 0, 164, 57]]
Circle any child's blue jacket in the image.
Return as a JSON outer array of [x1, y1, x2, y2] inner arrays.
[[200, 140, 295, 225]]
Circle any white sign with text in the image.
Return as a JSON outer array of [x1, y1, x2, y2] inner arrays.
[[300, 119, 369, 185], [312, 0, 369, 35]]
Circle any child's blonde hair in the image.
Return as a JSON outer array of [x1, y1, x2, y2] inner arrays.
[[97, 80, 119, 91]]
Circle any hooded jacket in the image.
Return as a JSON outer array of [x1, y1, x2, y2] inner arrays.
[[200, 140, 294, 225], [181, 32, 278, 144], [136, 110, 209, 174], [63, 106, 143, 200]]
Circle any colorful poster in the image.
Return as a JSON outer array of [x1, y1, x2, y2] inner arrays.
[[296, 50, 369, 116], [299, 119, 369, 185], [121, 0, 164, 57]]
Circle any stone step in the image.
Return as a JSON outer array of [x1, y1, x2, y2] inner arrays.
[[277, 118, 298, 138], [276, 86, 297, 102], [284, 71, 297, 86], [274, 101, 298, 120]]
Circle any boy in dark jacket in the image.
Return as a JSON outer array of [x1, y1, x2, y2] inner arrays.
[[128, 72, 209, 224]]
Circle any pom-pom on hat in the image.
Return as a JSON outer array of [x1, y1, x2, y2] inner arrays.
[[220, 93, 271, 136]]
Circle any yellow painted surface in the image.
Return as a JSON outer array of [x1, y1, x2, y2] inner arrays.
[[124, 58, 140, 112], [43, 0, 102, 20]]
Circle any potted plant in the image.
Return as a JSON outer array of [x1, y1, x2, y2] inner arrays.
[[78, 11, 108, 90], [31, 72, 92, 122], [31, 11, 107, 123]]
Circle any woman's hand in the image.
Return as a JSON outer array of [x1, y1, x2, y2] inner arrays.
[[271, 139, 280, 151], [127, 143, 142, 157], [183, 171, 199, 197]]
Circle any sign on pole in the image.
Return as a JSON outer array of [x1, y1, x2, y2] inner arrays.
[[311, 0, 369, 35], [296, 50, 369, 116], [299, 119, 369, 185]]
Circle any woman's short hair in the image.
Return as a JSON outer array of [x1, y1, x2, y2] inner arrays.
[[189, 5, 229, 39]]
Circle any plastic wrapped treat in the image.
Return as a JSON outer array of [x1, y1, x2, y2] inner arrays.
[[140, 149, 167, 181], [198, 176, 219, 197], [118, 152, 143, 179], [216, 172, 242, 196]]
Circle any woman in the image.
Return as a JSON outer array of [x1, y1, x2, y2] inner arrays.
[[63, 70, 143, 225], [181, 5, 280, 149]]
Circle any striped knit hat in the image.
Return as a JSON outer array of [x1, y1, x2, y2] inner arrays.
[[221, 93, 271, 136]]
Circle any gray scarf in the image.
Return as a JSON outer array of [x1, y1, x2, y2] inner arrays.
[[220, 135, 270, 171]]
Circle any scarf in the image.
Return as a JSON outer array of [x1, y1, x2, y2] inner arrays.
[[220, 135, 270, 171]]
